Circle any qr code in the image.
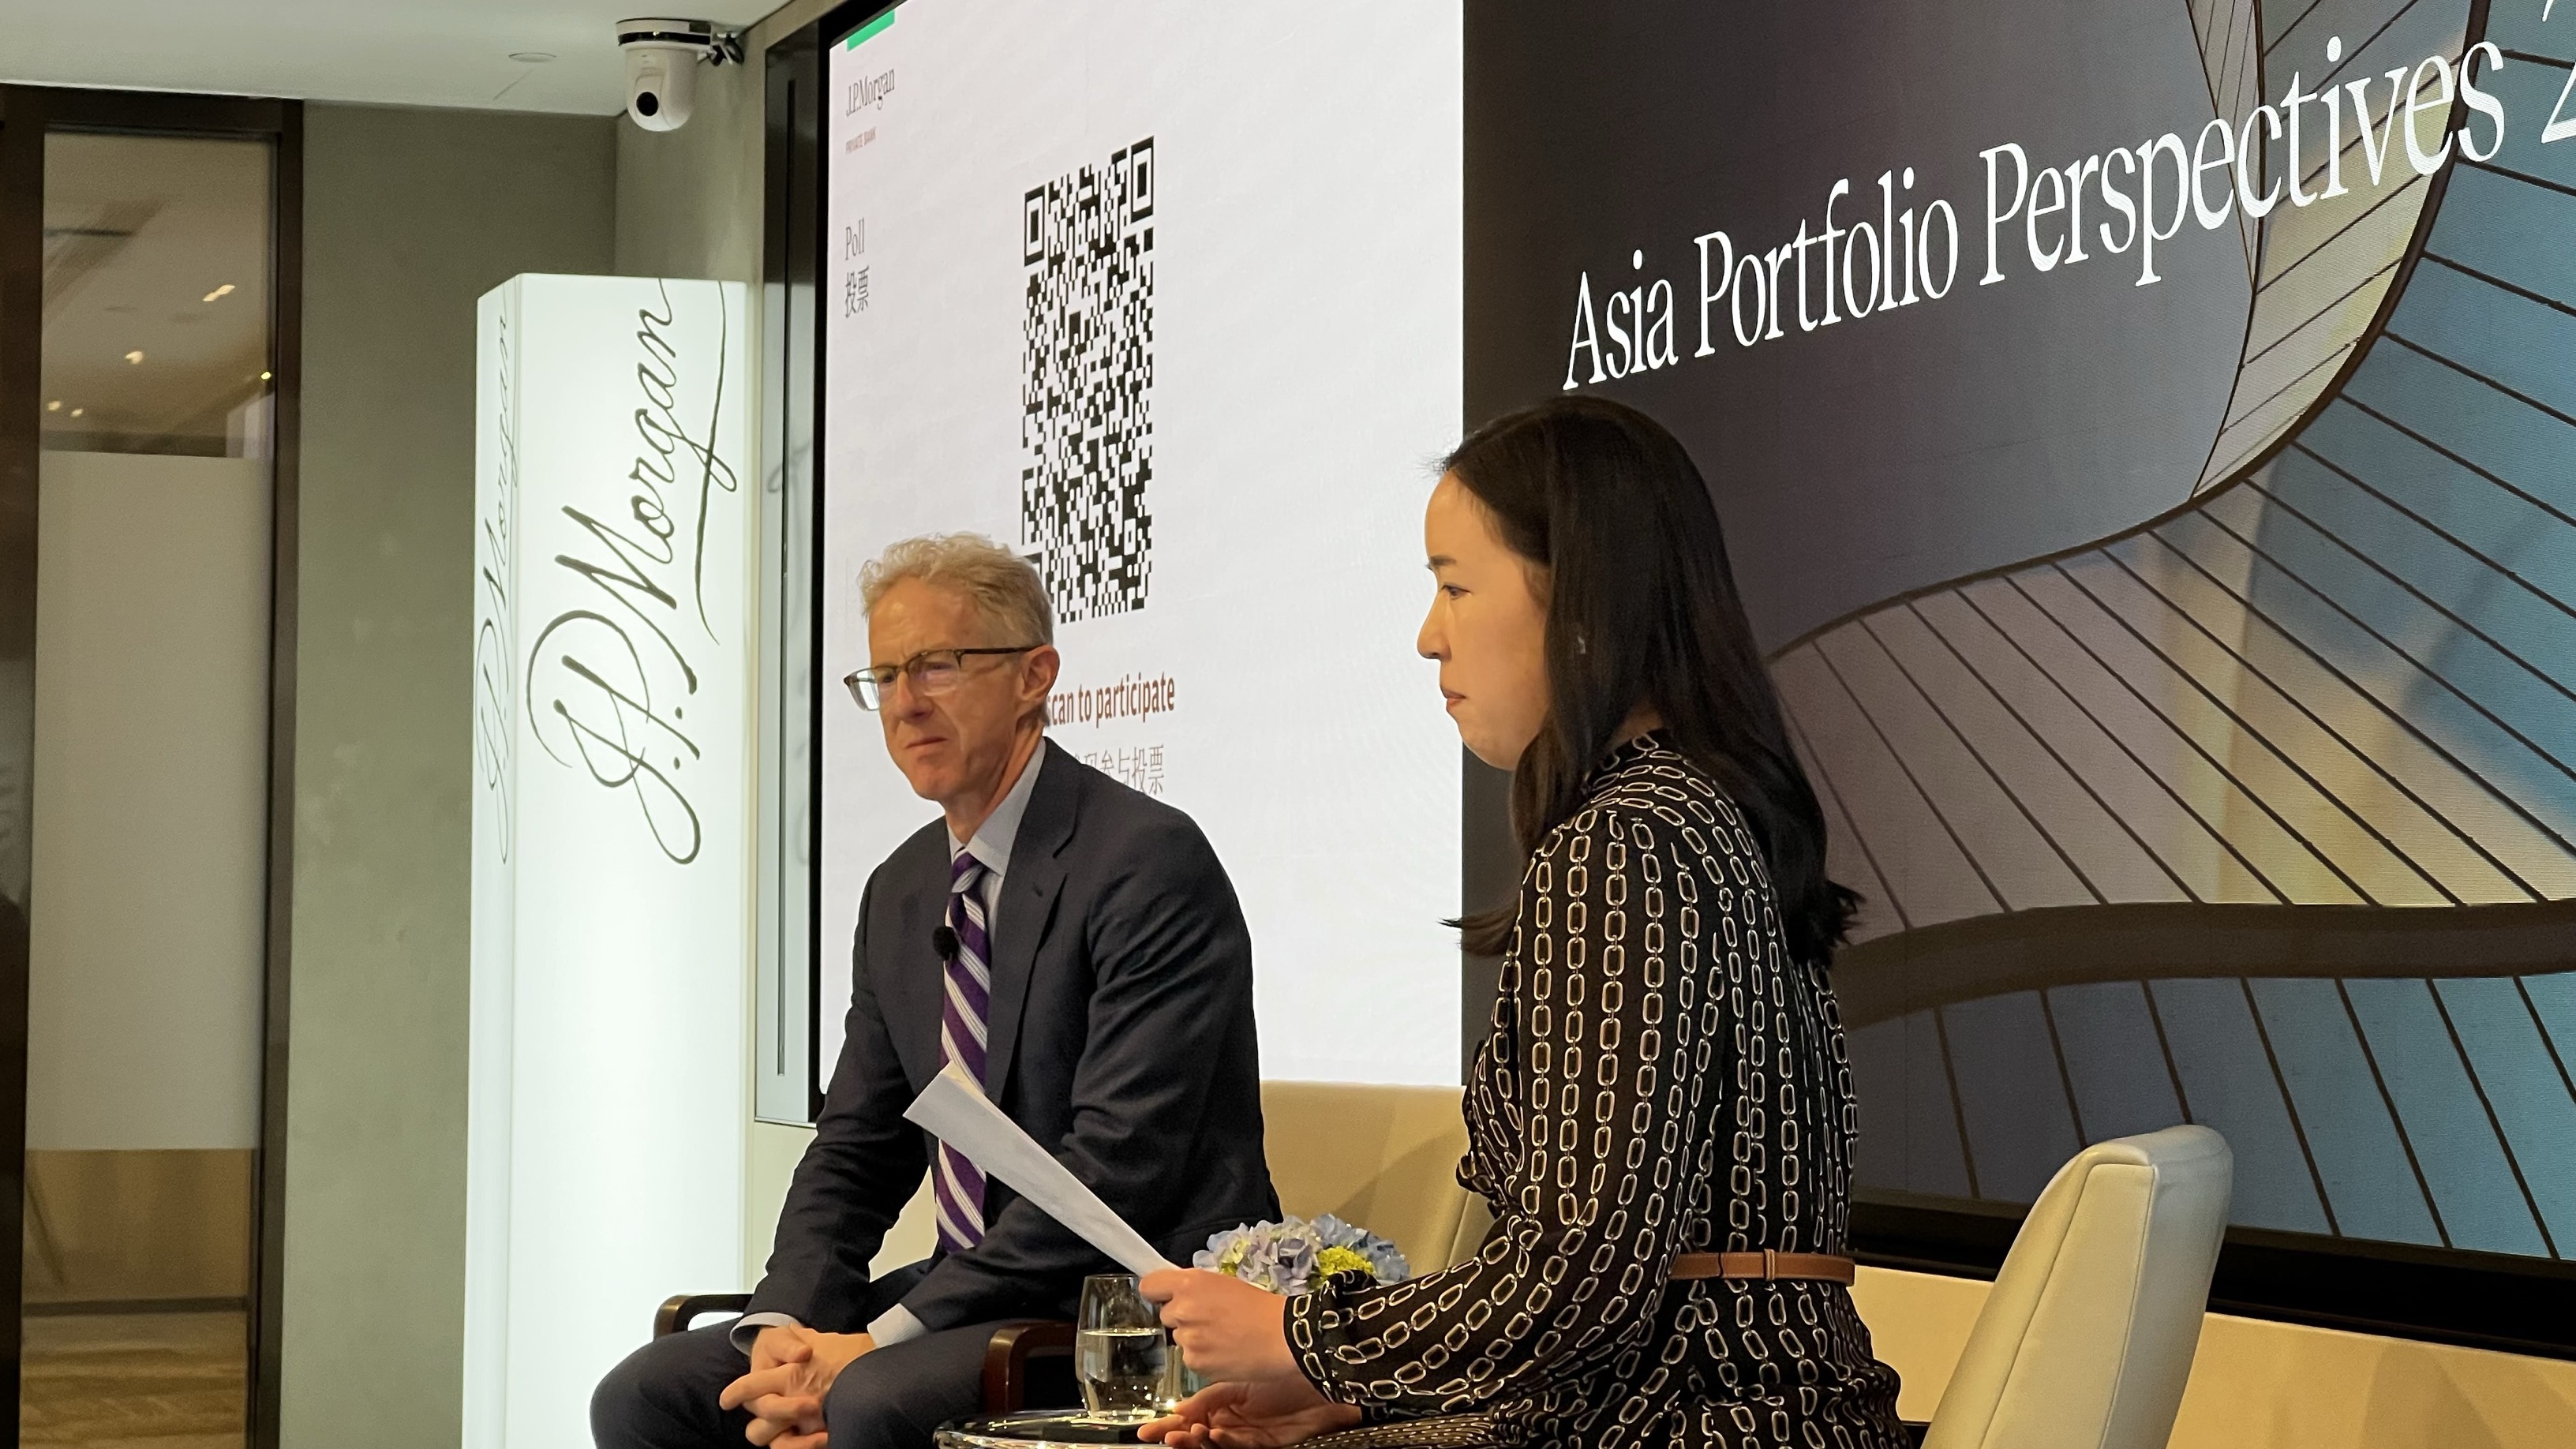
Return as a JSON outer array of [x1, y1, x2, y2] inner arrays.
[[1021, 138, 1154, 622]]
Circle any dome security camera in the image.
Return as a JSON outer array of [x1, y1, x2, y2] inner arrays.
[[618, 17, 741, 132]]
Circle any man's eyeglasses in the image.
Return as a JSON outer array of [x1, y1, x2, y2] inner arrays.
[[844, 646, 1041, 712]]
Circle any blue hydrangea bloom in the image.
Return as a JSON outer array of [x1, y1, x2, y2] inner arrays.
[[1195, 1214, 1411, 1294]]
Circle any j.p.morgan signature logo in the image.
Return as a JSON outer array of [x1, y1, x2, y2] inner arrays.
[[848, 66, 893, 114], [473, 308, 519, 863], [525, 280, 739, 865]]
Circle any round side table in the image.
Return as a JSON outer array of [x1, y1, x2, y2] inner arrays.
[[934, 1409, 1155, 1447]]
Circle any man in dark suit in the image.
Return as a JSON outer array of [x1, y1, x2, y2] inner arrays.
[[592, 534, 1274, 1449]]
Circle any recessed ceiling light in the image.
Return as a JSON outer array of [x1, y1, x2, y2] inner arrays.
[[125, 350, 144, 364], [45, 400, 60, 412], [69, 407, 84, 418], [509, 51, 556, 62], [260, 370, 273, 381], [203, 283, 235, 303]]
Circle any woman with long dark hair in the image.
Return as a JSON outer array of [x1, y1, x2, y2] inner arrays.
[[1143, 397, 1908, 1448]]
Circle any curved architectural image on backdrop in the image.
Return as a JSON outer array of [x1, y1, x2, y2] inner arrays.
[[1466, 0, 2576, 1263], [1773, 0, 2576, 1255]]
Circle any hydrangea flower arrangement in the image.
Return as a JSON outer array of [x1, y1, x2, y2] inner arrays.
[[1193, 1214, 1410, 1294]]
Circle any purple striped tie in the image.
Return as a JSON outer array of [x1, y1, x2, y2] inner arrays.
[[934, 850, 994, 1253]]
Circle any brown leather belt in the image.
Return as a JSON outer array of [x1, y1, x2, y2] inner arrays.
[[1668, 1250, 1856, 1284]]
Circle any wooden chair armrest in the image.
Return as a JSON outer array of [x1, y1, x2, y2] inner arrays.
[[655, 1292, 754, 1339], [981, 1320, 1077, 1413]]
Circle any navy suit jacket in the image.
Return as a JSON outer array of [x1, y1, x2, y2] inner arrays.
[[747, 739, 1277, 1332]]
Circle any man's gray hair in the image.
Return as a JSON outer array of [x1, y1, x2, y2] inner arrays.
[[859, 533, 1055, 645]]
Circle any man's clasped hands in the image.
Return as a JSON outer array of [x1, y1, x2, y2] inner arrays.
[[719, 1325, 876, 1449]]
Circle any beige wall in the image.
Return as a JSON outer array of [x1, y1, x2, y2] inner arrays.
[[1855, 1266, 2576, 1447], [613, 46, 762, 283], [289, 101, 616, 1449]]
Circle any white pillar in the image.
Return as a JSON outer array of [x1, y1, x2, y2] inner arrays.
[[466, 274, 751, 1447]]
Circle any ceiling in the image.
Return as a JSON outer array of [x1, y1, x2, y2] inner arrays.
[[43, 133, 273, 452], [0, 0, 777, 115]]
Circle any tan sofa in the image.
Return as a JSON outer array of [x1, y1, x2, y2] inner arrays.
[[1256, 1080, 1490, 1275]]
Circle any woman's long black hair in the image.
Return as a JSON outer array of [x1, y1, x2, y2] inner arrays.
[[1447, 395, 1859, 966]]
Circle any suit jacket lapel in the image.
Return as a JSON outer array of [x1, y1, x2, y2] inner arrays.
[[983, 738, 1077, 1099]]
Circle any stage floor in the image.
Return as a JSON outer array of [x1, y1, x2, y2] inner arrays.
[[20, 1310, 246, 1449]]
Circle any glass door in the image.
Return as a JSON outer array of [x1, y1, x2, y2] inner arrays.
[[19, 125, 276, 1449]]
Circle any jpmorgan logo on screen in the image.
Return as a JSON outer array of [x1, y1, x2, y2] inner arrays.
[[848, 67, 893, 114]]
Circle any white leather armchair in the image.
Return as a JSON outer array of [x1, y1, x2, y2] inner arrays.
[[1923, 1124, 2233, 1449]]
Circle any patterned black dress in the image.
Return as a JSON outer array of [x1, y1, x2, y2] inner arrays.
[[1287, 736, 1908, 1448]]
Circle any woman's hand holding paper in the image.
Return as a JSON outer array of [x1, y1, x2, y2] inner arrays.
[[1138, 1267, 1301, 1381]]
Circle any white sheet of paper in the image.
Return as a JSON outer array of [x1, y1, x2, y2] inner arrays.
[[903, 1062, 1178, 1277]]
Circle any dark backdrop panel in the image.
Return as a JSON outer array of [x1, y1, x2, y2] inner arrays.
[[1466, 0, 2576, 1352], [1466, 2, 2253, 652]]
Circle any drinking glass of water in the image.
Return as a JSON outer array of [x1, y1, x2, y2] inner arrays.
[[1074, 1273, 1176, 1421]]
